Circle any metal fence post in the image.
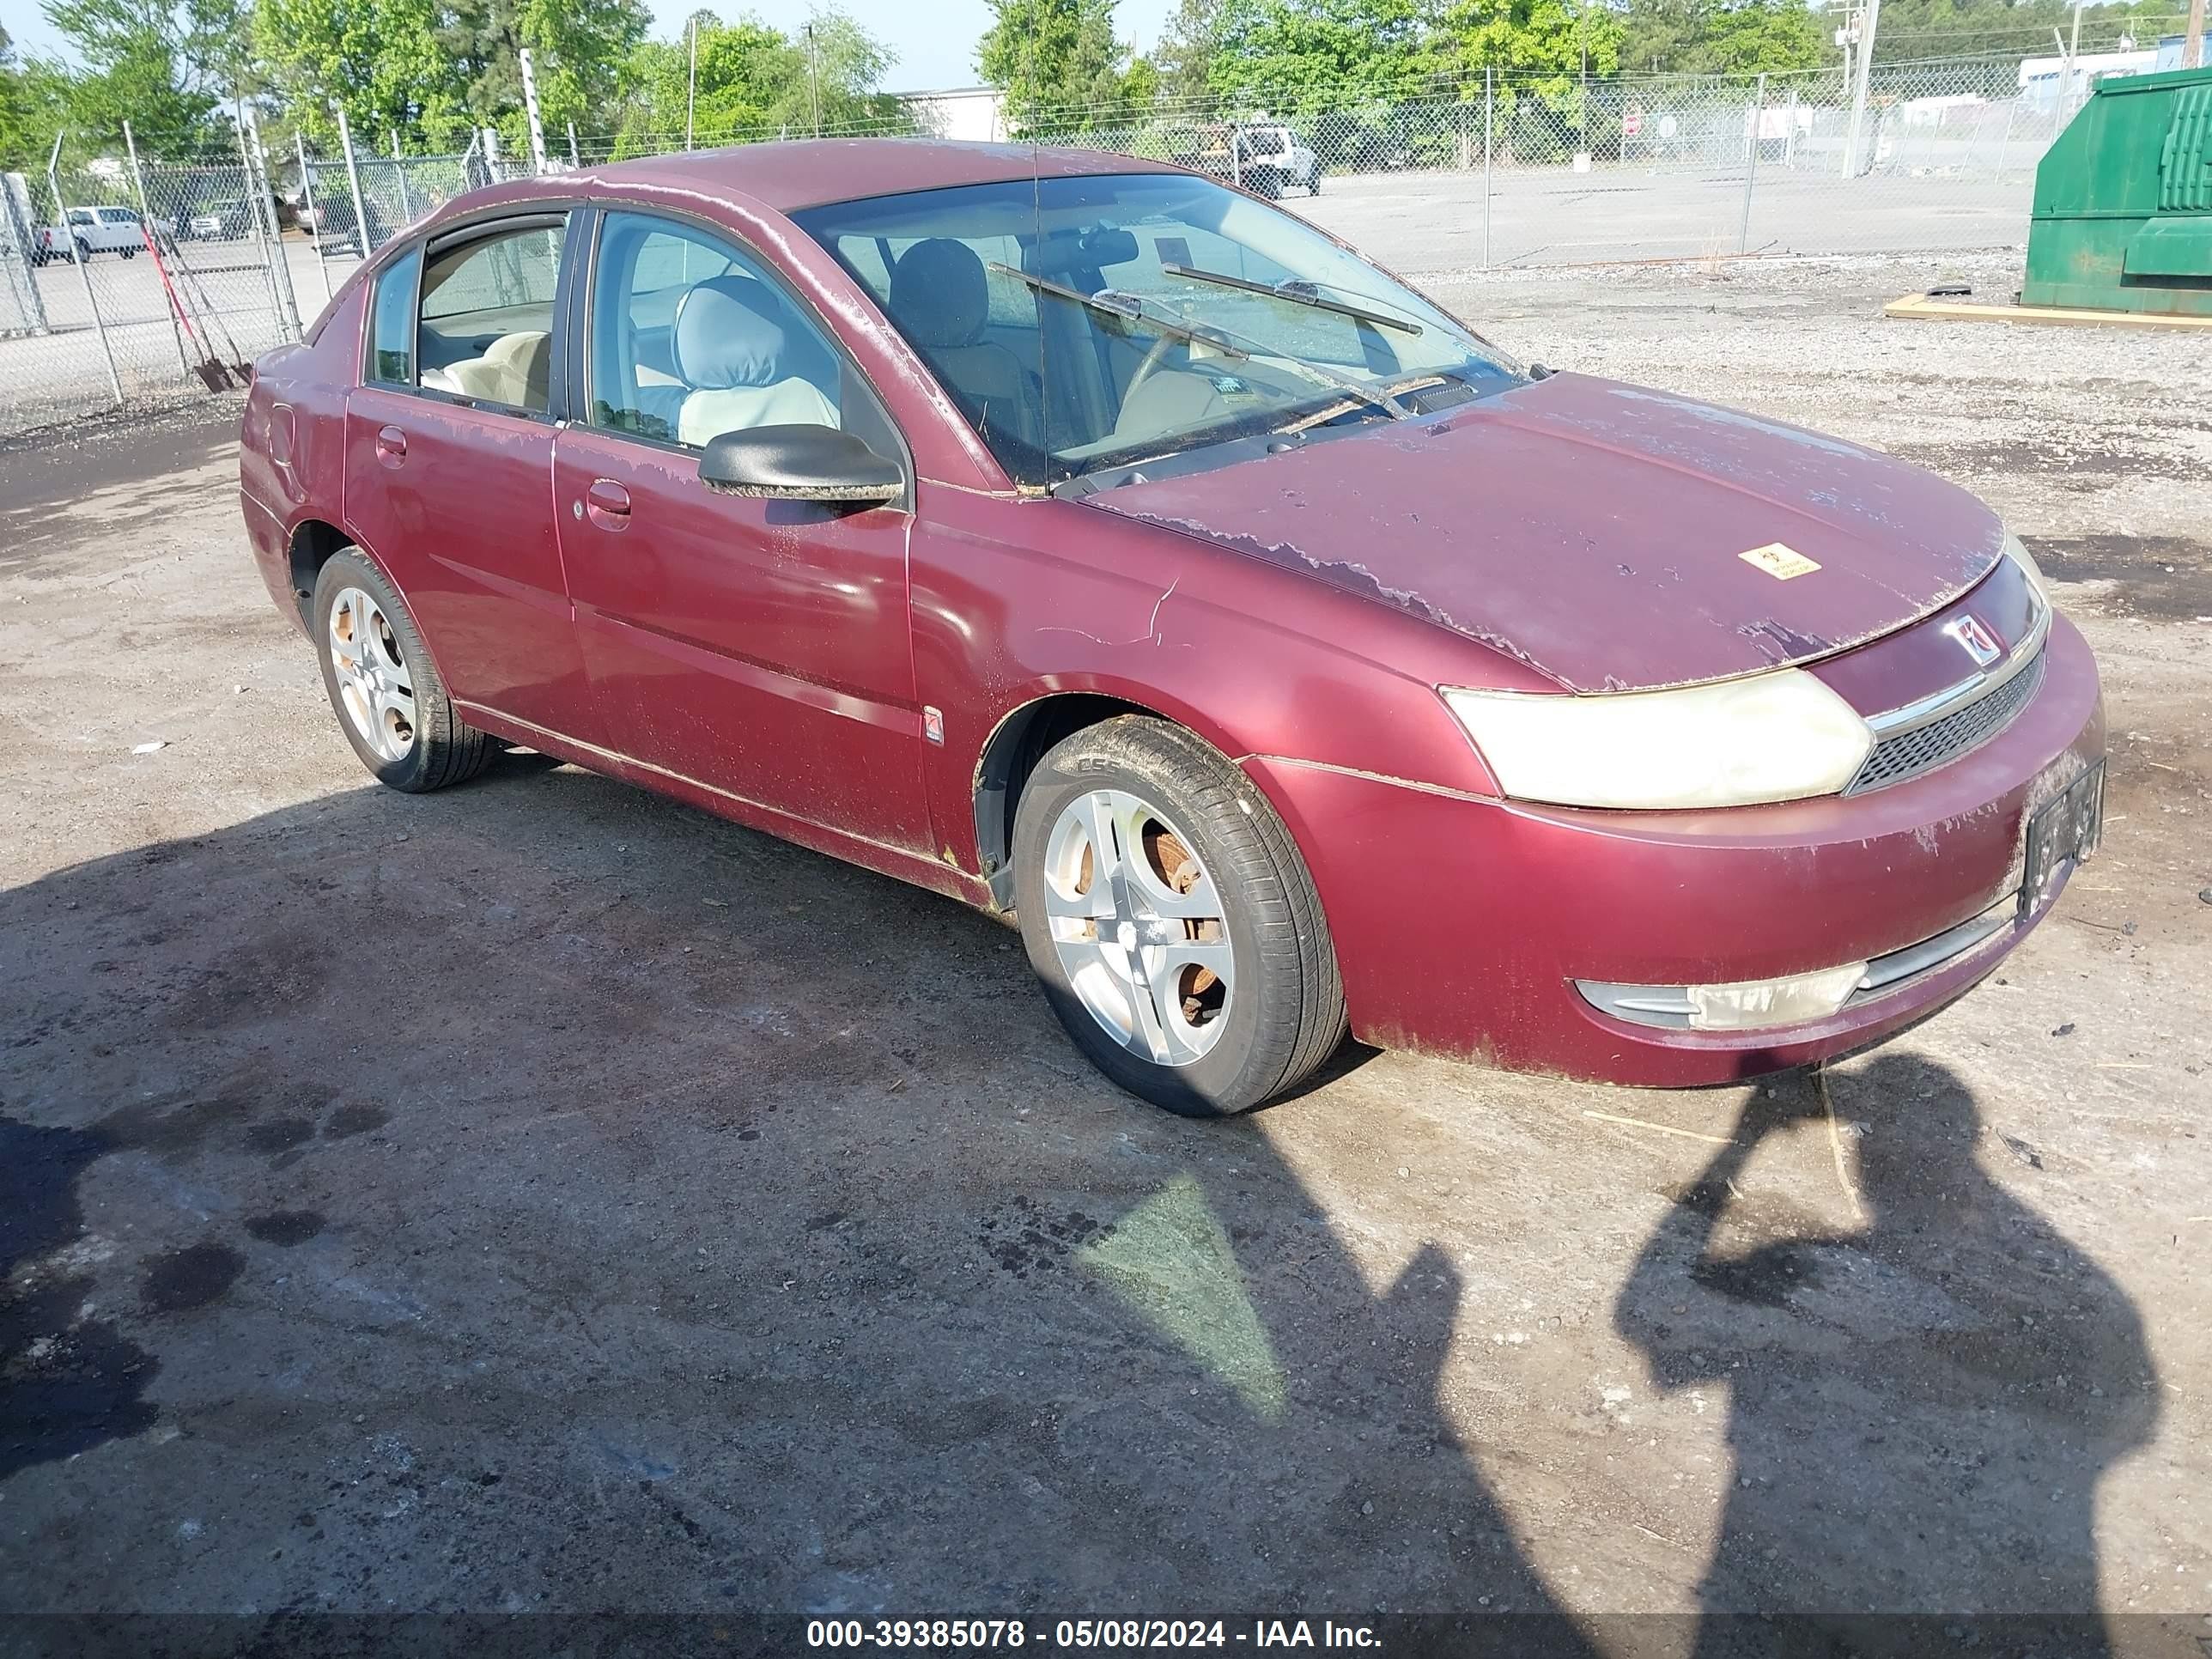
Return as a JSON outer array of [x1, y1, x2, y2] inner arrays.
[[1739, 73, 1765, 253], [337, 106, 371, 259], [46, 135, 123, 407], [1784, 86, 1800, 168], [234, 98, 288, 341], [568, 121, 582, 168], [519, 47, 549, 172], [244, 103, 302, 341], [297, 132, 331, 302], [0, 179, 51, 336], [1994, 99, 2015, 182], [125, 120, 193, 379], [1482, 67, 1494, 271], [390, 130, 414, 222]]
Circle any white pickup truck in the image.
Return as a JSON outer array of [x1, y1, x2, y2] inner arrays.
[[31, 204, 167, 264]]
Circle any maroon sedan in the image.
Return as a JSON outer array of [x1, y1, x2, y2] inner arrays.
[[238, 140, 2103, 1115]]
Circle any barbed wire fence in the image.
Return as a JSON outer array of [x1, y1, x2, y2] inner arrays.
[[0, 50, 2100, 438]]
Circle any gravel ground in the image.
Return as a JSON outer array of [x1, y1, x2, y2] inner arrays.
[[2, 255, 2209, 1650]]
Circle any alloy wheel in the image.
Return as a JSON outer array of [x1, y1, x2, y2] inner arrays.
[[1041, 788, 1233, 1066], [328, 586, 416, 763]]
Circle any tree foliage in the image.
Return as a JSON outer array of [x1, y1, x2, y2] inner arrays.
[[611, 9, 908, 151], [33, 0, 243, 156], [976, 0, 1148, 129]]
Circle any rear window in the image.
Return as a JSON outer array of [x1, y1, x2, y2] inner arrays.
[[367, 245, 422, 386]]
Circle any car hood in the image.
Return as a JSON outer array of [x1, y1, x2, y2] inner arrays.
[[1081, 373, 2007, 693]]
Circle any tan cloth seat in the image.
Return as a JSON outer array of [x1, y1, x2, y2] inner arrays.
[[438, 331, 551, 410], [887, 239, 1039, 452]]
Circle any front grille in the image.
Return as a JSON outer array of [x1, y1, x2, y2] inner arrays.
[[1845, 648, 2046, 795]]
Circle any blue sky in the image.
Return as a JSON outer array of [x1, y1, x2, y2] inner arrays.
[[0, 0, 1179, 94]]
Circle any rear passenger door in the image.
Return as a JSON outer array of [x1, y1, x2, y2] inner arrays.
[[342, 213, 595, 742], [552, 208, 930, 853]]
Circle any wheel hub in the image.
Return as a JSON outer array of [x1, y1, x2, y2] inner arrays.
[[328, 586, 417, 764], [1041, 787, 1233, 1068]]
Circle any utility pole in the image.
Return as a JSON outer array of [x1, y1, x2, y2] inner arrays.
[[686, 15, 699, 150], [1840, 0, 1881, 179], [805, 23, 821, 138], [2185, 0, 2205, 69], [2066, 0, 2085, 110]]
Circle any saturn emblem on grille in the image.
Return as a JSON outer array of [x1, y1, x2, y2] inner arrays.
[[1944, 614, 2003, 667]]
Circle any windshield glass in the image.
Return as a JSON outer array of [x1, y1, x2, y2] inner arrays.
[[793, 172, 1522, 487]]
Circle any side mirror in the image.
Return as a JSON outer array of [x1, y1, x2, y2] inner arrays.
[[698, 424, 903, 506]]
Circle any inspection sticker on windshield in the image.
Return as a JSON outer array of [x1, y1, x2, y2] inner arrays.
[[1739, 542, 1821, 580]]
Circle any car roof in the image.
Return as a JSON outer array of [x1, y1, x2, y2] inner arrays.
[[577, 137, 1183, 214]]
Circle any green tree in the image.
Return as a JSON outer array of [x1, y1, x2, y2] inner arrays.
[[39, 0, 234, 155], [1149, 0, 1225, 101], [1622, 0, 1823, 73], [1206, 0, 1434, 110], [252, 0, 454, 147], [976, 0, 1146, 130], [1429, 0, 1622, 88], [611, 8, 908, 153], [439, 0, 653, 151]]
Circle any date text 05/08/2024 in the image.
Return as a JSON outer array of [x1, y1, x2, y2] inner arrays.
[[806, 1619, 1381, 1649]]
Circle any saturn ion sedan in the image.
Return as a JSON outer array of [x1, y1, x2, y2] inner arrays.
[[237, 139, 2104, 1116]]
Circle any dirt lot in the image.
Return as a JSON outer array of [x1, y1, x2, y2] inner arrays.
[[2, 256, 2209, 1650]]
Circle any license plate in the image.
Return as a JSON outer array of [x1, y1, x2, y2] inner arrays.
[[2021, 760, 2105, 918]]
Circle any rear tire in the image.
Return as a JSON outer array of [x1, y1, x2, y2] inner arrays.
[[311, 548, 494, 793], [1012, 716, 1346, 1116]]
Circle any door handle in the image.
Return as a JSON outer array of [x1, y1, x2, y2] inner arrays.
[[582, 478, 631, 532], [374, 424, 406, 467]]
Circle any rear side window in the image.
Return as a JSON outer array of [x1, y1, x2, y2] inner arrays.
[[367, 244, 422, 386], [415, 223, 565, 414]]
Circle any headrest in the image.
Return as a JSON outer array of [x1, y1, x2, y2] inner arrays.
[[673, 275, 788, 391], [890, 238, 988, 349]]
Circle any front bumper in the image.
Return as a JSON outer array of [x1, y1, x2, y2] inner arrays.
[[1246, 613, 2105, 1086]]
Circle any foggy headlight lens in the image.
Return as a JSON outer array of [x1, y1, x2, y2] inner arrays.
[[2003, 530, 2049, 605], [1443, 669, 1875, 811]]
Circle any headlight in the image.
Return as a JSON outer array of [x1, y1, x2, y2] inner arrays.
[[2002, 530, 2049, 605], [1443, 669, 1874, 811]]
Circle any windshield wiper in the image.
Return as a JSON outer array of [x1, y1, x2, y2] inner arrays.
[[991, 262, 1411, 424], [988, 264, 1247, 362], [1159, 264, 1424, 337]]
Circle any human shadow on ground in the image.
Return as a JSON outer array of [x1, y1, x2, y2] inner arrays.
[[1616, 1058, 2158, 1658]]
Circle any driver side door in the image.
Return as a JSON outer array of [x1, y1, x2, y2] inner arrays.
[[552, 208, 931, 854]]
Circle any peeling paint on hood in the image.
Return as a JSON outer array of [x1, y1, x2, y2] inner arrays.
[[1080, 373, 2008, 694]]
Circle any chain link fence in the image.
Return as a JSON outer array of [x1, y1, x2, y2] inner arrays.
[[2, 129, 307, 436], [0, 52, 2100, 438]]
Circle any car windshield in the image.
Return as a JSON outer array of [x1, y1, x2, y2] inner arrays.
[[794, 172, 1522, 488]]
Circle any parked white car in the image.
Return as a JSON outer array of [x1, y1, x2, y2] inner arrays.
[[31, 204, 167, 264]]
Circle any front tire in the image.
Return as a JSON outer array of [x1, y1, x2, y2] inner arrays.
[[1012, 717, 1346, 1116], [311, 549, 494, 793]]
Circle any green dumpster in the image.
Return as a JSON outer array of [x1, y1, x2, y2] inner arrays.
[[2022, 64, 2212, 318]]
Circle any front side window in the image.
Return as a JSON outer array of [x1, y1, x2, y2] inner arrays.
[[413, 222, 565, 414], [586, 210, 842, 449], [795, 173, 1522, 488], [366, 243, 422, 386]]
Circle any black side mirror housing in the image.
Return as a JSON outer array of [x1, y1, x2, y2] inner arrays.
[[698, 425, 903, 506]]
